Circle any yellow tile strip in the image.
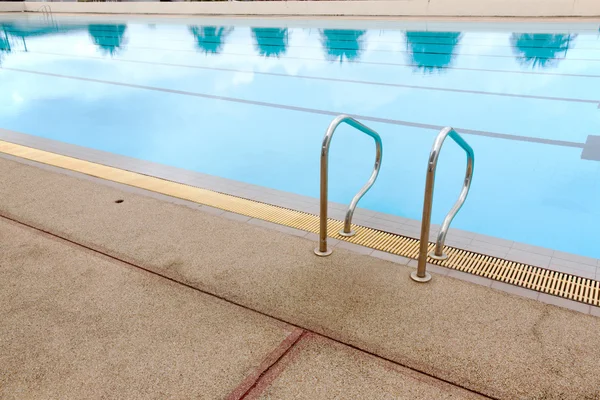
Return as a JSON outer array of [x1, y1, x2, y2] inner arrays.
[[2, 140, 599, 306]]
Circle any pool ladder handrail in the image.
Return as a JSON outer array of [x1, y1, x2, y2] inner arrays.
[[314, 115, 383, 256], [411, 127, 475, 283], [37, 5, 53, 21]]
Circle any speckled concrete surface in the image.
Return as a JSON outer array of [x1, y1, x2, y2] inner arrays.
[[248, 334, 485, 400], [1, 156, 599, 399], [0, 218, 295, 399]]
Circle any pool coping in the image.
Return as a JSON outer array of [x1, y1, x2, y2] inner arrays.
[[3, 11, 600, 31], [8, 1, 600, 18], [0, 128, 598, 286]]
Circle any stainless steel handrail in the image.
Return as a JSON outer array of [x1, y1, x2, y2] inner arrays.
[[411, 127, 474, 282], [37, 5, 52, 21], [314, 115, 383, 256]]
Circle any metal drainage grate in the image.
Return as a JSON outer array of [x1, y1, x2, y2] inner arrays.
[[1, 140, 599, 306]]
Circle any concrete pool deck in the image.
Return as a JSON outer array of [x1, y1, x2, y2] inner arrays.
[[0, 217, 297, 399], [0, 216, 482, 399], [1, 154, 600, 399]]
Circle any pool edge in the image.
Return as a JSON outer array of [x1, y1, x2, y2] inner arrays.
[[1, 138, 598, 307]]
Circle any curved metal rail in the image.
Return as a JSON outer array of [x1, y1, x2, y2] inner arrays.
[[314, 115, 383, 257], [37, 5, 53, 22], [411, 127, 474, 282]]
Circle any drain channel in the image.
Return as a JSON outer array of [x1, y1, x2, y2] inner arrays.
[[1, 140, 598, 306]]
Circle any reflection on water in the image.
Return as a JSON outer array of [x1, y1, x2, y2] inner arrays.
[[188, 26, 233, 55], [510, 33, 577, 69], [405, 31, 462, 73], [251, 27, 288, 58], [0, 33, 9, 52], [0, 29, 10, 65], [0, 22, 63, 39], [88, 24, 127, 56], [320, 29, 366, 63], [0, 21, 88, 54], [0, 20, 593, 71]]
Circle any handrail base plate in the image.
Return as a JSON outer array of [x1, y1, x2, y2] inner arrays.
[[314, 248, 333, 257], [410, 271, 432, 283], [428, 251, 448, 261]]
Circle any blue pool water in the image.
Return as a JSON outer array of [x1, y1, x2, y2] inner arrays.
[[0, 17, 599, 257]]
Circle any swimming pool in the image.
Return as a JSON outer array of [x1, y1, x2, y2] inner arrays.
[[0, 16, 599, 258]]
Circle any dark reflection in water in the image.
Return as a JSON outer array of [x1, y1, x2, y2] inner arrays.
[[510, 33, 577, 69], [1, 22, 62, 40], [251, 27, 288, 58], [320, 29, 366, 63], [405, 31, 462, 73], [88, 24, 128, 56], [0, 21, 88, 55], [188, 26, 233, 55], [0, 30, 11, 65]]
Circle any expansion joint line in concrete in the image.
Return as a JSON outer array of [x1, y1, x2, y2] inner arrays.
[[231, 331, 307, 400]]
